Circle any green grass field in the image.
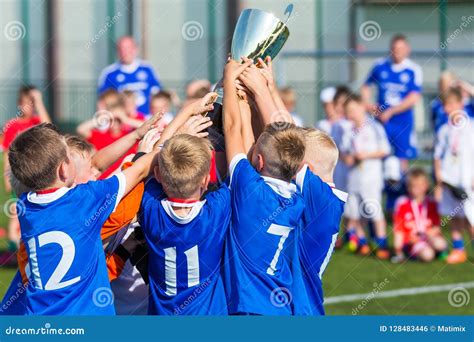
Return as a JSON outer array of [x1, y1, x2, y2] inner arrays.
[[0, 154, 472, 315]]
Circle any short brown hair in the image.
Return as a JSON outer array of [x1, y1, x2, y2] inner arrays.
[[344, 93, 363, 107], [17, 85, 35, 105], [440, 87, 463, 104], [65, 135, 95, 157], [391, 33, 408, 45], [9, 123, 68, 191], [121, 90, 136, 99], [302, 128, 338, 179], [152, 91, 172, 102], [333, 85, 352, 104], [406, 167, 430, 188], [257, 124, 305, 182], [158, 134, 212, 198]]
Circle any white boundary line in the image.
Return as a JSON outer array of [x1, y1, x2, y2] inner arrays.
[[325, 281, 474, 304]]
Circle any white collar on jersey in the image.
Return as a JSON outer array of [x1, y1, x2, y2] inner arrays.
[[27, 187, 71, 204], [120, 59, 140, 74], [331, 188, 348, 203], [161, 199, 206, 225], [390, 58, 411, 72], [261, 176, 297, 199]]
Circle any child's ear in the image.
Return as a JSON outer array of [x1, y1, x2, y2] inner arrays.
[[201, 174, 211, 192], [257, 154, 264, 172], [58, 158, 75, 184], [154, 165, 161, 182]]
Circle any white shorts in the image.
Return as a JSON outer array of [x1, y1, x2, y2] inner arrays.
[[439, 186, 465, 218], [344, 187, 384, 221]]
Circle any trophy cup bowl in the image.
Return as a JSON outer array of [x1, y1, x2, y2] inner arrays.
[[214, 8, 290, 104], [231, 8, 290, 62]]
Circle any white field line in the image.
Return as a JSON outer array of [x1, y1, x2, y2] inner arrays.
[[325, 281, 474, 305]]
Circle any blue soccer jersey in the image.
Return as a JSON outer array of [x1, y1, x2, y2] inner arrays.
[[223, 154, 305, 315], [98, 59, 161, 114], [0, 271, 27, 315], [292, 165, 347, 315], [365, 58, 422, 159], [139, 179, 231, 315], [19, 174, 126, 315]]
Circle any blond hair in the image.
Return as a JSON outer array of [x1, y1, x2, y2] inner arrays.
[[302, 128, 338, 181], [257, 124, 305, 182], [158, 134, 212, 198]]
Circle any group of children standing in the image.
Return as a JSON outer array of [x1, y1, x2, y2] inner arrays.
[[318, 79, 474, 265]]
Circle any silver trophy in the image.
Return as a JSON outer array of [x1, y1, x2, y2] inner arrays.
[[215, 7, 291, 103]]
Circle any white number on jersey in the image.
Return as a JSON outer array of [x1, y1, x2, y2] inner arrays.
[[266, 224, 293, 275], [163, 245, 200, 296], [27, 231, 81, 290]]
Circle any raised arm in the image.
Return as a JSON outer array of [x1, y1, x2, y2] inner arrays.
[[257, 57, 293, 123], [156, 92, 217, 145], [30, 89, 51, 123], [223, 59, 253, 165], [237, 59, 280, 127], [92, 114, 161, 173], [237, 91, 255, 154]]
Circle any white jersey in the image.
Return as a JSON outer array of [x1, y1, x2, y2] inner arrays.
[[343, 116, 391, 193], [434, 119, 474, 190], [317, 118, 353, 191]]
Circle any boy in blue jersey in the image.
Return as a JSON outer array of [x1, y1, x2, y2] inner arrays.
[[222, 59, 306, 315], [292, 128, 347, 315], [138, 92, 231, 315], [8, 123, 158, 315]]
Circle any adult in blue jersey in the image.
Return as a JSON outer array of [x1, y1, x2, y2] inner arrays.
[[98, 36, 161, 114], [361, 34, 422, 169]]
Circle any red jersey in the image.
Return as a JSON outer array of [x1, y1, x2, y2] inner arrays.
[[393, 196, 440, 245], [2, 116, 41, 150], [88, 128, 137, 179], [122, 112, 147, 133]]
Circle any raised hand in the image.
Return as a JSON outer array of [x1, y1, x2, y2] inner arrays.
[[177, 115, 213, 138], [138, 128, 161, 153], [190, 92, 218, 116], [135, 112, 163, 139], [224, 58, 253, 84], [257, 57, 277, 93]]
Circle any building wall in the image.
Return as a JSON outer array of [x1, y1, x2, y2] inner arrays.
[[0, 0, 472, 129]]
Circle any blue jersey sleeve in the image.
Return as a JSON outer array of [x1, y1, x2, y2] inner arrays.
[[98, 71, 116, 94], [147, 65, 161, 92], [139, 178, 165, 238], [295, 165, 333, 222], [407, 66, 422, 93], [80, 173, 126, 233], [204, 183, 231, 238], [365, 63, 379, 86], [229, 154, 260, 192]]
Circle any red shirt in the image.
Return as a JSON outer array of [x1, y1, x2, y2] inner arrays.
[[2, 116, 41, 150], [88, 128, 137, 179], [121, 112, 147, 133], [393, 196, 440, 244]]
